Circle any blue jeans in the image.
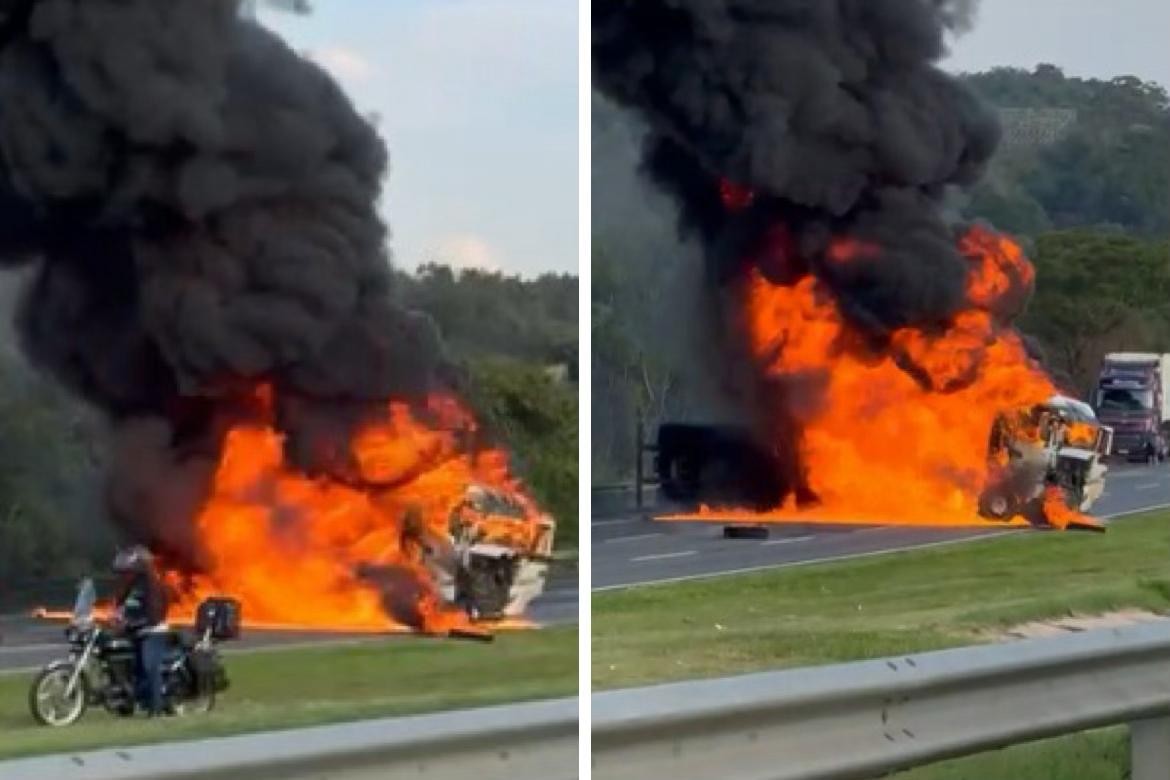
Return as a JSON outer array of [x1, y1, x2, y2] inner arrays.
[[137, 633, 166, 714]]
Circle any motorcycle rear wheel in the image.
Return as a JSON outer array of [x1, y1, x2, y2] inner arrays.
[[177, 686, 216, 715], [29, 664, 88, 727], [173, 665, 216, 716]]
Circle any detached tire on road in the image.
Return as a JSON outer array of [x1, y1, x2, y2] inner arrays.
[[723, 525, 770, 540]]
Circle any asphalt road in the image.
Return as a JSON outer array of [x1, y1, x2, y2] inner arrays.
[[0, 574, 578, 673], [593, 463, 1170, 590]]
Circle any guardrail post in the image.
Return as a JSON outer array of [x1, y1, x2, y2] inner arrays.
[[634, 416, 644, 509], [1131, 717, 1170, 780]]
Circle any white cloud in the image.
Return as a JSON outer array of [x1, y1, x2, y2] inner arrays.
[[259, 1, 578, 276], [311, 46, 375, 83], [424, 235, 501, 273]]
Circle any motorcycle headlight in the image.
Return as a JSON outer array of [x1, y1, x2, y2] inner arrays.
[[65, 625, 91, 644]]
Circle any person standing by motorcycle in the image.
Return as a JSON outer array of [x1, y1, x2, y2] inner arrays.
[[111, 545, 170, 716]]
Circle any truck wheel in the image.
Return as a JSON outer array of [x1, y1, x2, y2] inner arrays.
[[978, 489, 1017, 521], [456, 559, 514, 620]]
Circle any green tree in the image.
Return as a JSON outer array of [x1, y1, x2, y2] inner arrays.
[[465, 358, 578, 549], [1021, 231, 1170, 392], [960, 65, 1170, 239]]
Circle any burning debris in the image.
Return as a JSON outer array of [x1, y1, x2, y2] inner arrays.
[[595, 0, 1094, 528], [0, 0, 551, 633]]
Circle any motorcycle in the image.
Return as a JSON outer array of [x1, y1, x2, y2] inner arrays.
[[28, 579, 240, 726]]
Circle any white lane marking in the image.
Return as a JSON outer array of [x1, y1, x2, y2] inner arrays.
[[1136, 483, 1160, 491], [594, 502, 1170, 591], [631, 551, 698, 563], [593, 518, 640, 527], [0, 643, 56, 655], [845, 526, 897, 536], [605, 533, 663, 544], [761, 535, 815, 547], [599, 535, 1013, 590], [1109, 469, 1165, 480], [1103, 502, 1170, 518]]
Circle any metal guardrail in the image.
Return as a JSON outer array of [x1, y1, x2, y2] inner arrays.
[[593, 418, 662, 517], [593, 620, 1170, 780], [1, 696, 578, 780], [591, 483, 659, 517]]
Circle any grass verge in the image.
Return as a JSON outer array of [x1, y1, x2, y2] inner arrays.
[[593, 511, 1170, 779], [893, 728, 1126, 780], [0, 626, 576, 761]]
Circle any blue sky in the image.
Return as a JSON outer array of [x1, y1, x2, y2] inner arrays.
[[259, 0, 578, 278]]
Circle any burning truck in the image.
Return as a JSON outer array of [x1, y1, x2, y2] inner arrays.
[[594, 0, 1105, 532], [654, 393, 1111, 530], [979, 396, 1111, 529], [426, 485, 556, 620], [0, 0, 557, 636]]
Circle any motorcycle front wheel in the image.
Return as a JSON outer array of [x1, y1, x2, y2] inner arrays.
[[29, 664, 88, 727]]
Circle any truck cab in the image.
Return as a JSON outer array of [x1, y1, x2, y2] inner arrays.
[[1094, 353, 1170, 462], [425, 485, 555, 621], [980, 395, 1112, 523]]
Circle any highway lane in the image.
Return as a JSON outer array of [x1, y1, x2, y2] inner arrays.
[[593, 463, 1170, 590], [0, 577, 578, 673]]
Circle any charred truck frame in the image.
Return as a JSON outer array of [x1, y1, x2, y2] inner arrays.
[[651, 395, 1111, 528], [980, 395, 1111, 522], [424, 485, 555, 621]]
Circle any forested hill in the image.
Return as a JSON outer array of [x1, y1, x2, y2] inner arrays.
[[958, 65, 1169, 238]]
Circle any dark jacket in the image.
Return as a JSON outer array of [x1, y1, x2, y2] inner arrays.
[[113, 570, 168, 630]]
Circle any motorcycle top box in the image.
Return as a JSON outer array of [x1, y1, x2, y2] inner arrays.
[[196, 597, 242, 641]]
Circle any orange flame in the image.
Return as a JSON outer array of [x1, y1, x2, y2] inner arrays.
[[718, 177, 755, 210], [154, 389, 545, 634], [666, 225, 1061, 526], [1041, 484, 1102, 531]]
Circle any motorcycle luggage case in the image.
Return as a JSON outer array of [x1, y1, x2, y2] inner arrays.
[[195, 597, 242, 640], [189, 647, 230, 693]]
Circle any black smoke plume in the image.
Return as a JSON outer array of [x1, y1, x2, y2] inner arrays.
[[594, 0, 1003, 336], [0, 0, 447, 568], [594, 0, 1036, 506]]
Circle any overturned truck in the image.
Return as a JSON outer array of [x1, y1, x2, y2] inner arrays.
[[653, 395, 1112, 527], [979, 395, 1112, 523], [424, 485, 555, 621]]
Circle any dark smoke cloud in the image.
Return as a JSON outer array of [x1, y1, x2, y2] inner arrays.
[[595, 0, 1024, 506], [934, 0, 981, 35], [594, 0, 1003, 335], [0, 1, 445, 560]]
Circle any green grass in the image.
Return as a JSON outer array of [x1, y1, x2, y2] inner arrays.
[[595, 511, 1170, 688], [892, 729, 1126, 780], [0, 626, 577, 760], [593, 512, 1170, 780]]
